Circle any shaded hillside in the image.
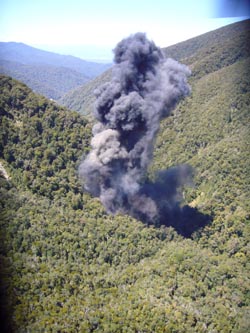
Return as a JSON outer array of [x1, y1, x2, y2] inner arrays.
[[0, 42, 112, 100], [0, 20, 250, 332], [59, 69, 112, 117], [0, 59, 90, 100]]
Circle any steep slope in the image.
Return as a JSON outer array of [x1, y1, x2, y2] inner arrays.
[[0, 59, 90, 100], [162, 18, 250, 61], [0, 20, 250, 333], [59, 69, 112, 117], [0, 75, 91, 199], [0, 76, 249, 333], [153, 57, 250, 247]]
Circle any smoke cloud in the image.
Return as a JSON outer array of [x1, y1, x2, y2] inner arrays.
[[79, 33, 191, 224]]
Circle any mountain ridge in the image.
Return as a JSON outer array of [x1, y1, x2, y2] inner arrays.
[[0, 41, 111, 75], [0, 42, 112, 100], [60, 19, 250, 117], [162, 18, 250, 61]]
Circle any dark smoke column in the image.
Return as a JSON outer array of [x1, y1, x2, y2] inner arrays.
[[79, 33, 191, 221]]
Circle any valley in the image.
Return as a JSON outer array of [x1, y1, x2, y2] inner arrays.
[[0, 19, 249, 332]]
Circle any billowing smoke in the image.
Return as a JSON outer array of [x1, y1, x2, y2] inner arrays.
[[79, 33, 191, 224]]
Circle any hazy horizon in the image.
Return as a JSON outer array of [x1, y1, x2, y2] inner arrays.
[[1, 0, 249, 62], [2, 17, 249, 64]]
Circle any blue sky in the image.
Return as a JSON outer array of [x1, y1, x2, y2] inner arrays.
[[0, 0, 249, 61]]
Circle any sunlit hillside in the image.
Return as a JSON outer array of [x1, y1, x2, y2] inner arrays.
[[0, 19, 249, 332]]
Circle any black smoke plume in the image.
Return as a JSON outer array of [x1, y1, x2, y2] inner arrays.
[[79, 33, 191, 224]]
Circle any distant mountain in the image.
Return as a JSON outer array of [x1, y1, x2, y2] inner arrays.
[[0, 42, 112, 100], [0, 42, 112, 76]]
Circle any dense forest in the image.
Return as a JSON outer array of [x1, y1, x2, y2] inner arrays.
[[0, 59, 90, 101], [0, 19, 250, 332], [59, 69, 112, 119]]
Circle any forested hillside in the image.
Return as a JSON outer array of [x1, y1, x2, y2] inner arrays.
[[162, 18, 250, 61], [0, 19, 250, 333], [0, 59, 90, 100], [0, 42, 111, 100], [59, 69, 112, 118]]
